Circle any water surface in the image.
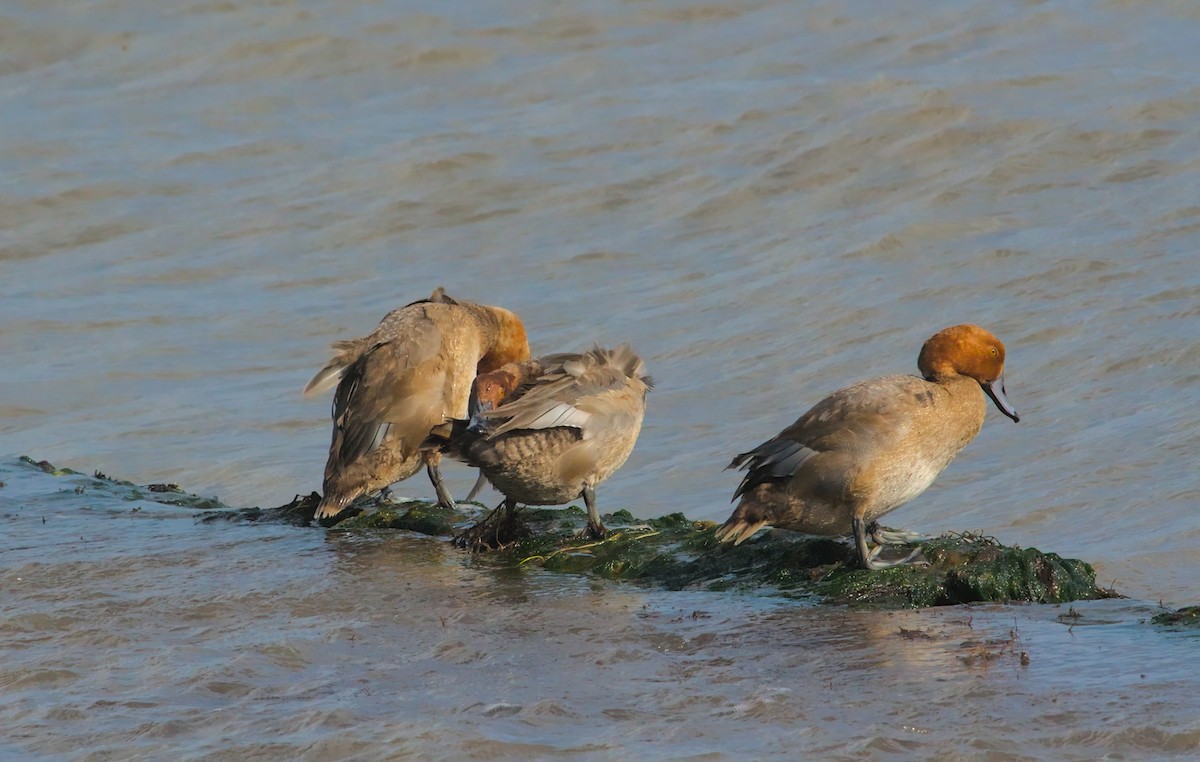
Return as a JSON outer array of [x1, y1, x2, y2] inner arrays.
[[2, 0, 1198, 757]]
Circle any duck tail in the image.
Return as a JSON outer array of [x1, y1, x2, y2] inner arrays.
[[713, 500, 771, 545], [714, 517, 769, 545], [313, 490, 355, 526]]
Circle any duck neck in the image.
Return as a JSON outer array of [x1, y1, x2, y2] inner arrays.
[[474, 306, 530, 374]]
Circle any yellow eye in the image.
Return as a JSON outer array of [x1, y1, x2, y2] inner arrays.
[[990, 347, 999, 357]]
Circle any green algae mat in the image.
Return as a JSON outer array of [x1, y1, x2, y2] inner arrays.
[[298, 498, 1116, 608], [3, 455, 1128, 609], [1151, 606, 1200, 628]]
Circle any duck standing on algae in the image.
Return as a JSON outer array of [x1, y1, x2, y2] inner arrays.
[[430, 344, 652, 549], [717, 324, 1020, 569], [305, 294, 1018, 573], [304, 288, 530, 525]]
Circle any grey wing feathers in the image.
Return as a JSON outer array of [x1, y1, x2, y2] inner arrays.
[[726, 375, 924, 501], [477, 362, 596, 437], [304, 339, 367, 397], [304, 364, 344, 397], [477, 344, 648, 438], [728, 437, 818, 501], [329, 344, 388, 466]]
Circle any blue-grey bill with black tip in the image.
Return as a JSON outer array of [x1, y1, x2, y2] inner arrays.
[[984, 376, 1019, 422]]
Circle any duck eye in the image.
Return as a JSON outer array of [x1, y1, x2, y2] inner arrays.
[[990, 347, 999, 357]]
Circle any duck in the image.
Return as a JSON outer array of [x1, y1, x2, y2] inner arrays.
[[715, 324, 1019, 569], [304, 287, 530, 525], [429, 344, 652, 548]]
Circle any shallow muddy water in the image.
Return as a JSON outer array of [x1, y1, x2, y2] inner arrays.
[[2, 0, 1199, 758]]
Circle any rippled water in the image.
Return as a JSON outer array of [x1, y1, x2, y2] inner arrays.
[[3, 0, 1199, 758]]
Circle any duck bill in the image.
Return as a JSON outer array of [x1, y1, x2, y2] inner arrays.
[[983, 377, 1020, 422]]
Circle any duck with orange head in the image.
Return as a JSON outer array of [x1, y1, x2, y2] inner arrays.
[[716, 324, 1019, 569]]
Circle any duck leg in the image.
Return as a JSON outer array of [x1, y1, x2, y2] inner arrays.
[[495, 497, 530, 545], [453, 496, 529, 551], [582, 484, 607, 540], [452, 498, 495, 551], [424, 453, 456, 510], [853, 517, 926, 570], [463, 470, 489, 503]]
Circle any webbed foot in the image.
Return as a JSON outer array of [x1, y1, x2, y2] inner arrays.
[[855, 517, 929, 570]]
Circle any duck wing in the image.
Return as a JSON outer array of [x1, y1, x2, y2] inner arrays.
[[729, 374, 925, 500], [476, 345, 649, 439], [327, 310, 447, 468]]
